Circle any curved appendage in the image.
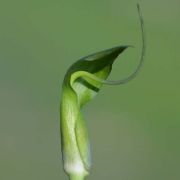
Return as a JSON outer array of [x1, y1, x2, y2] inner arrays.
[[71, 4, 145, 86]]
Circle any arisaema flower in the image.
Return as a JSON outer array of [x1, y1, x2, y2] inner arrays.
[[60, 4, 145, 180]]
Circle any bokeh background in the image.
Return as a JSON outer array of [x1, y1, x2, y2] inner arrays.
[[0, 0, 180, 180]]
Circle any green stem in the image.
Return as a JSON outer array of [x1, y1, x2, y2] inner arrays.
[[69, 174, 86, 180]]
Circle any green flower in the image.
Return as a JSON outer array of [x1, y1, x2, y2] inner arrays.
[[60, 4, 145, 180]]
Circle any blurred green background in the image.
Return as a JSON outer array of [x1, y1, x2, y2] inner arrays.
[[0, 0, 179, 180]]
